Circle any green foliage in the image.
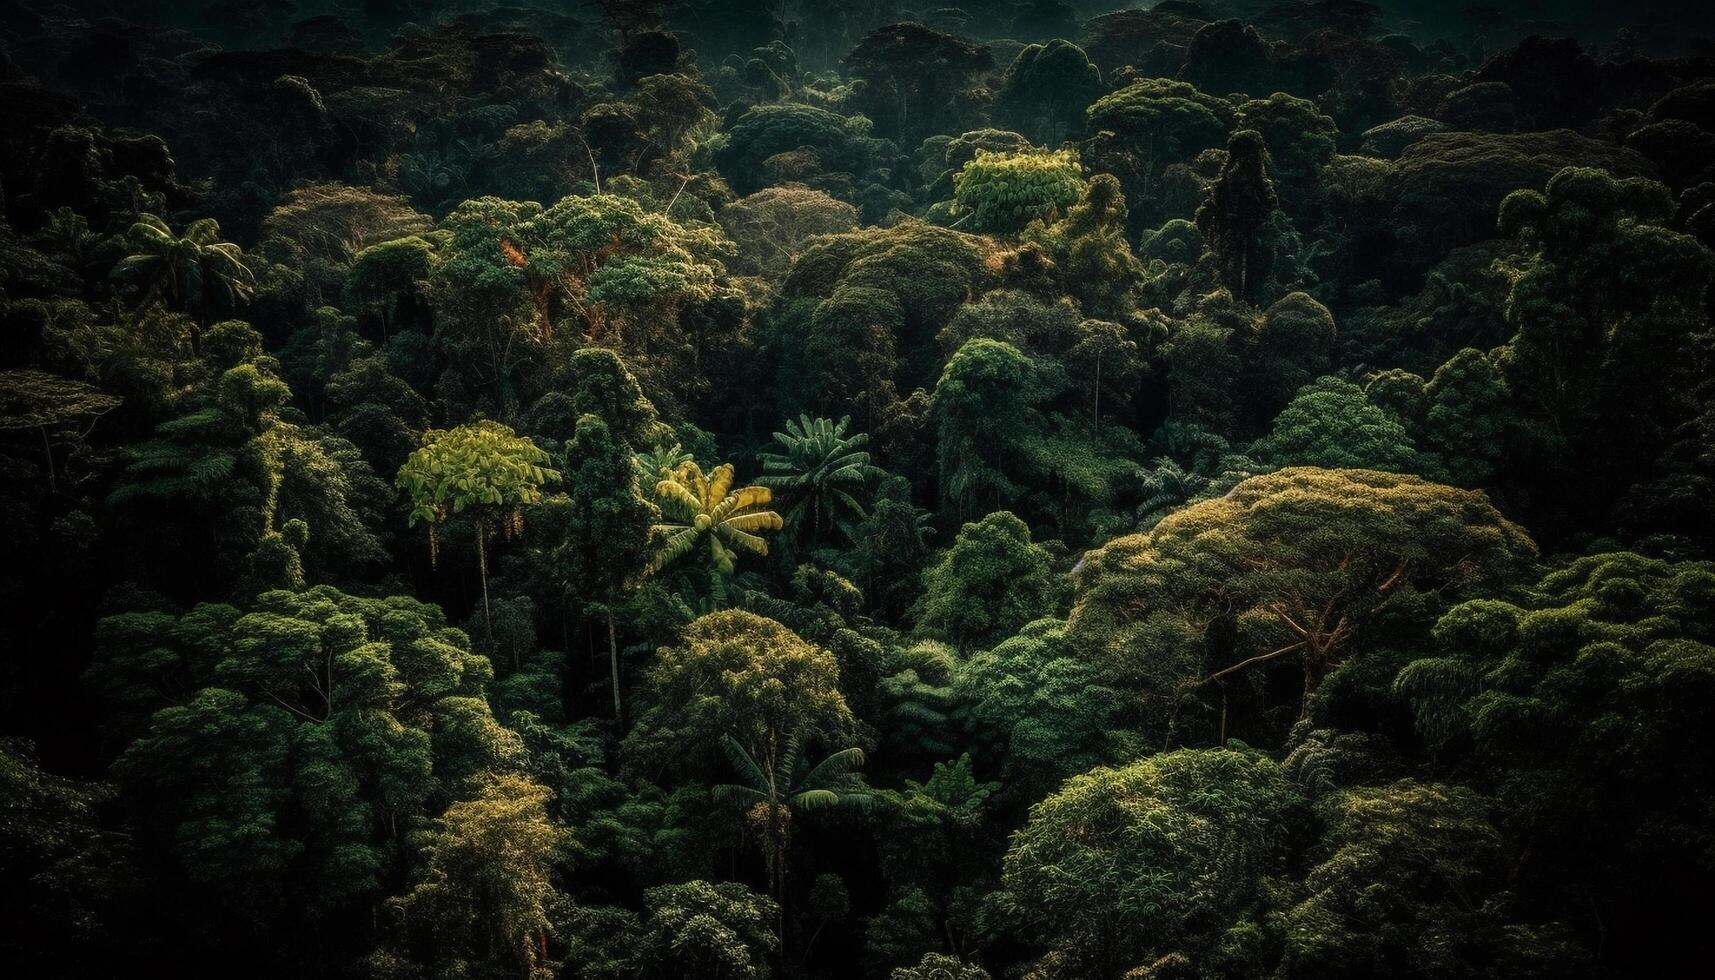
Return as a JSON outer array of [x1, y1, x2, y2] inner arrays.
[[1235, 93, 1338, 191], [561, 414, 660, 605], [712, 103, 884, 195], [111, 214, 256, 320], [1395, 553, 1715, 960], [957, 619, 1132, 798], [1002, 747, 1303, 976], [918, 512, 1058, 651], [715, 727, 868, 897], [1071, 468, 1538, 735], [1275, 780, 1587, 979], [932, 340, 1058, 515], [634, 880, 780, 979], [1257, 376, 1443, 477], [1086, 77, 1235, 228], [758, 414, 882, 546], [1197, 130, 1282, 303], [650, 460, 783, 583], [398, 421, 558, 531], [951, 149, 1086, 236], [390, 773, 571, 978], [891, 952, 990, 980], [994, 40, 1103, 146], [625, 610, 853, 785], [10, 10, 1715, 978], [92, 587, 517, 923], [1496, 167, 1713, 483]]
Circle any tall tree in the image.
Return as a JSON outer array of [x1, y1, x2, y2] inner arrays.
[[649, 461, 783, 596], [558, 414, 658, 722], [1070, 468, 1537, 738], [397, 421, 559, 628], [393, 774, 571, 978], [1197, 129, 1281, 303], [110, 215, 255, 339], [917, 511, 1057, 652], [757, 414, 882, 547], [1002, 747, 1303, 978], [715, 727, 868, 903]]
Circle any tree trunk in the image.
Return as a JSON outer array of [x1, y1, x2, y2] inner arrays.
[[476, 522, 492, 632], [39, 425, 56, 493], [1092, 355, 1102, 432], [607, 611, 623, 726]]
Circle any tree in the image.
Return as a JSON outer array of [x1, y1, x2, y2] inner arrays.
[[1394, 553, 1715, 972], [1085, 78, 1234, 231], [393, 773, 571, 978], [1235, 93, 1337, 199], [345, 235, 436, 340], [719, 185, 859, 278], [836, 475, 936, 622], [1256, 377, 1442, 477], [624, 610, 853, 787], [758, 414, 882, 547], [1197, 130, 1281, 303], [1070, 468, 1537, 736], [917, 512, 1056, 652], [558, 414, 659, 722], [993, 40, 1103, 146], [1274, 780, 1587, 979], [571, 347, 671, 451], [1065, 318, 1141, 429], [1240, 291, 1337, 429], [110, 214, 256, 334], [1372, 131, 1652, 287], [956, 618, 1129, 799], [1001, 747, 1303, 978], [634, 880, 780, 979], [397, 421, 560, 627], [432, 193, 726, 382], [715, 727, 868, 901], [1020, 174, 1151, 319], [650, 460, 782, 589], [632, 72, 718, 164], [712, 103, 886, 195], [842, 22, 993, 148], [932, 340, 1058, 517], [1495, 167, 1713, 508], [91, 587, 520, 929], [261, 183, 432, 268], [0, 369, 121, 492], [1418, 347, 1516, 486], [1180, 18, 1277, 96], [950, 149, 1086, 236], [891, 952, 990, 980]]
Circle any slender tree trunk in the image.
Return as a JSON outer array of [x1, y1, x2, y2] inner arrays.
[[476, 521, 492, 631], [39, 425, 56, 493], [1092, 355, 1102, 432], [1299, 655, 1321, 721], [607, 611, 622, 725]]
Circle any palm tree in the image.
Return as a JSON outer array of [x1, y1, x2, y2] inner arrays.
[[634, 441, 693, 481], [715, 729, 869, 903], [650, 460, 783, 578], [110, 214, 255, 342], [757, 414, 882, 544]]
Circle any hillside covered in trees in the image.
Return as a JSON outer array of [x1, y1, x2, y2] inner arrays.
[[7, 1, 1715, 977]]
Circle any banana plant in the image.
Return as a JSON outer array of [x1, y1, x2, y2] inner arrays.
[[650, 460, 782, 578]]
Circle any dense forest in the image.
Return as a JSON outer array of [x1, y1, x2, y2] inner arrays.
[[6, 0, 1715, 976]]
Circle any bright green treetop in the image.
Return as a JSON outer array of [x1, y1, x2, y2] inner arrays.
[[952, 148, 1086, 235]]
